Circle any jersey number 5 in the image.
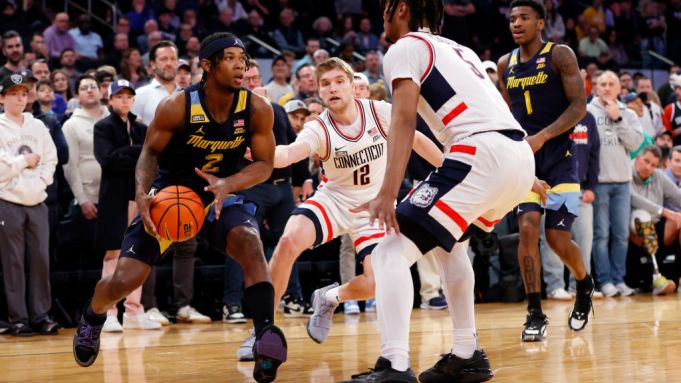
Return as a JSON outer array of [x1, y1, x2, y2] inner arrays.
[[353, 164, 370, 186], [202, 153, 223, 173]]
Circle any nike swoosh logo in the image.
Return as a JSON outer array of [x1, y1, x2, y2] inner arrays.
[[334, 146, 345, 151]]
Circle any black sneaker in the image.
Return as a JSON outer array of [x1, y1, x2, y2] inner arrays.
[[521, 311, 548, 342], [253, 324, 288, 383], [10, 321, 35, 337], [222, 304, 247, 324], [340, 357, 417, 382], [282, 294, 308, 318], [569, 275, 594, 331], [418, 350, 494, 383], [72, 316, 103, 367], [33, 317, 60, 335]]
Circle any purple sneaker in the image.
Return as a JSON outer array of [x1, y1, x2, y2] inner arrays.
[[72, 316, 103, 367], [252, 324, 288, 383]]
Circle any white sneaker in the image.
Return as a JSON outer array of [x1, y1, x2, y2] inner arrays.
[[237, 329, 255, 361], [146, 308, 170, 325], [615, 282, 636, 296], [176, 306, 211, 323], [548, 288, 574, 301], [123, 313, 162, 330], [307, 283, 339, 344], [102, 315, 123, 333], [600, 282, 620, 297]]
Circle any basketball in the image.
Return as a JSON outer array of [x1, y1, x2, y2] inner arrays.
[[150, 185, 205, 242]]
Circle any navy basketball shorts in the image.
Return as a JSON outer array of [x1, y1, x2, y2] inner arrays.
[[119, 196, 259, 265]]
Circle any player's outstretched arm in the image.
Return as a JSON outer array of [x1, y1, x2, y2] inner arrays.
[[412, 131, 443, 168], [135, 92, 186, 237], [528, 45, 586, 152], [273, 141, 312, 169]]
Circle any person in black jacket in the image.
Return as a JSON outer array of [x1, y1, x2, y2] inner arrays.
[[93, 79, 159, 332]]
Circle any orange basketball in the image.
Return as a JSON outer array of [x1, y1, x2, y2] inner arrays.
[[150, 185, 205, 242]]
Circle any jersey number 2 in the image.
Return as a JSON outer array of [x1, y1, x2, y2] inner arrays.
[[202, 153, 223, 173], [353, 164, 370, 186]]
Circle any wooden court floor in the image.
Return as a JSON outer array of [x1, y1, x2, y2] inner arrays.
[[2, 295, 681, 382]]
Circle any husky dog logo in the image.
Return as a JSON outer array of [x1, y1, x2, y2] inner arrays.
[[410, 184, 438, 208]]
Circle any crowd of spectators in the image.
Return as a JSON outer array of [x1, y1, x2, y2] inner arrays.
[[0, 0, 680, 336]]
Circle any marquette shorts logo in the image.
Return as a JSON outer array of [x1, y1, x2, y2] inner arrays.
[[505, 71, 548, 90], [410, 184, 438, 208], [192, 114, 206, 122]]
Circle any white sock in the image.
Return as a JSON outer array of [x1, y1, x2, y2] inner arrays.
[[434, 241, 479, 359], [373, 232, 422, 372], [325, 286, 341, 303]]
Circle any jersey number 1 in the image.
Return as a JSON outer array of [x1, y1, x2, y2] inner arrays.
[[524, 91, 533, 115], [353, 164, 370, 186]]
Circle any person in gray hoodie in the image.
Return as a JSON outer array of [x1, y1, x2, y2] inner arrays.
[[588, 70, 644, 297], [0, 73, 58, 336]]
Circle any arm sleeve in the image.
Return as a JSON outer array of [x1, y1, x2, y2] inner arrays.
[[586, 119, 601, 192], [616, 109, 644, 152], [93, 121, 142, 172], [383, 38, 430, 90]]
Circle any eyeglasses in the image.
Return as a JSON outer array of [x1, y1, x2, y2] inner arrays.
[[79, 84, 98, 91]]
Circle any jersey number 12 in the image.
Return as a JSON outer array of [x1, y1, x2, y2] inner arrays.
[[353, 164, 370, 186]]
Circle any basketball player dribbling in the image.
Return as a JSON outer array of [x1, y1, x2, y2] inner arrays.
[[497, 0, 594, 342], [72, 33, 287, 383], [343, 0, 536, 381]]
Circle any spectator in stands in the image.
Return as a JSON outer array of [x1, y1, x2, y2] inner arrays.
[[624, 92, 656, 138], [0, 31, 25, 79], [216, 0, 248, 21], [441, 0, 476, 46], [582, 0, 606, 33], [35, 80, 55, 117], [589, 70, 643, 297], [280, 63, 318, 104], [127, 0, 155, 35], [50, 69, 73, 118], [30, 32, 48, 61], [362, 50, 382, 85], [137, 19, 158, 54], [242, 9, 279, 58], [142, 32, 163, 69], [665, 145, 681, 191], [355, 17, 379, 54], [264, 55, 293, 104], [353, 73, 370, 100], [184, 36, 200, 60], [44, 13, 76, 64], [210, 8, 238, 34], [119, 48, 148, 88], [58, 48, 80, 92], [638, 0, 666, 69], [157, 8, 178, 39], [619, 70, 634, 98], [607, 30, 628, 68], [284, 99, 309, 134], [578, 26, 612, 67], [105, 33, 129, 69], [93, 79, 159, 332], [303, 97, 323, 123], [658, 65, 681, 107], [310, 17, 335, 50], [273, 8, 304, 55], [630, 145, 681, 294], [132, 41, 179, 125], [96, 70, 114, 106], [294, 38, 321, 72], [542, 111, 601, 299], [543, 0, 565, 42], [62, 75, 109, 230], [69, 15, 104, 71], [312, 49, 330, 66], [175, 59, 191, 89], [636, 76, 664, 132], [369, 80, 387, 101], [0, 73, 59, 336], [160, 0, 181, 29], [664, 75, 681, 144]]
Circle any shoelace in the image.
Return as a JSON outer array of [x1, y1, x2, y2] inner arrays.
[[77, 324, 100, 348], [433, 353, 453, 368]]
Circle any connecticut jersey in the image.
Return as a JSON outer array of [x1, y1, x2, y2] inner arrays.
[[383, 30, 524, 147], [296, 98, 390, 205]]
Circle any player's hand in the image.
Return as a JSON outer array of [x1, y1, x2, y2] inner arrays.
[[532, 177, 551, 207], [603, 98, 621, 121], [662, 208, 681, 226], [525, 134, 546, 153], [301, 179, 314, 201], [350, 193, 399, 234], [582, 189, 595, 203], [23, 153, 41, 168], [136, 190, 160, 240], [80, 201, 98, 220], [195, 167, 231, 220]]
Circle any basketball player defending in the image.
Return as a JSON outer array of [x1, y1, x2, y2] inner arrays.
[[265, 57, 442, 331], [498, 0, 594, 342], [72, 33, 287, 383], [344, 0, 536, 382]]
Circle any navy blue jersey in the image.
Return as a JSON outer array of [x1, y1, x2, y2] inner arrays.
[[503, 42, 577, 183], [156, 84, 252, 205]]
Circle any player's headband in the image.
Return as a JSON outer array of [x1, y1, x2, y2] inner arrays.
[[199, 37, 245, 60]]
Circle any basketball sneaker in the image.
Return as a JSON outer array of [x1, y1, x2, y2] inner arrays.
[[223, 304, 247, 324], [176, 306, 211, 323], [365, 299, 376, 312], [420, 295, 448, 310], [102, 315, 123, 333], [237, 329, 255, 361], [146, 308, 170, 325], [418, 349, 494, 383], [282, 294, 313, 317], [344, 300, 360, 314], [307, 282, 340, 343], [569, 275, 594, 331], [73, 316, 103, 367], [652, 274, 676, 295], [615, 282, 636, 296], [123, 313, 162, 330], [340, 357, 417, 382], [252, 324, 288, 383], [521, 311, 548, 342]]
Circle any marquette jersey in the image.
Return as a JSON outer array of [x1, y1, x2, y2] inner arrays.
[[296, 99, 390, 205], [383, 31, 524, 148], [502, 42, 575, 173], [156, 84, 252, 205]]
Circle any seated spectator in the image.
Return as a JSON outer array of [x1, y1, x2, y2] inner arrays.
[[279, 64, 318, 105], [0, 73, 59, 336], [30, 32, 49, 61], [264, 55, 293, 104], [606, 30, 628, 68], [658, 65, 680, 107], [582, 0, 606, 33], [59, 48, 81, 92], [105, 33, 129, 69], [313, 49, 330, 66], [310, 17, 335, 51], [50, 69, 73, 118], [294, 38, 320, 73], [44, 12, 76, 64], [272, 8, 304, 55], [362, 51, 383, 85], [69, 15, 104, 71], [127, 0, 155, 35], [629, 145, 680, 294], [663, 74, 681, 144], [209, 8, 239, 35], [355, 17, 379, 54], [119, 48, 148, 88], [242, 10, 279, 58], [369, 80, 388, 102], [216, 0, 248, 21], [543, 0, 565, 43], [664, 145, 681, 192], [184, 36, 200, 60], [655, 130, 673, 168], [619, 70, 634, 98], [159, 0, 181, 29], [157, 8, 178, 39], [303, 97, 324, 123], [175, 59, 191, 89], [137, 19, 159, 54], [578, 26, 612, 68]]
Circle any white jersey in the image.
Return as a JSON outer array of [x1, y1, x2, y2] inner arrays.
[[297, 98, 390, 205], [383, 30, 524, 148]]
